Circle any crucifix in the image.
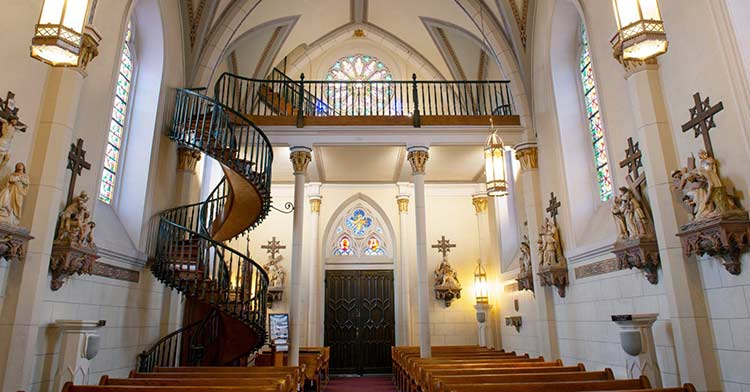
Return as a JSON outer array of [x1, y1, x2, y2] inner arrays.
[[619, 137, 646, 200], [546, 192, 561, 224], [432, 236, 456, 260], [0, 91, 26, 129], [66, 138, 92, 206], [681, 92, 724, 158], [262, 237, 286, 260]]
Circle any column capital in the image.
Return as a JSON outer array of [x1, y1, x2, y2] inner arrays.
[[396, 195, 409, 213], [513, 142, 538, 171], [290, 146, 312, 174], [177, 147, 201, 173], [406, 146, 429, 175], [309, 195, 322, 213], [472, 194, 489, 214], [618, 57, 659, 79]]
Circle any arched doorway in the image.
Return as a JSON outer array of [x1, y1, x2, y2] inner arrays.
[[322, 197, 396, 374]]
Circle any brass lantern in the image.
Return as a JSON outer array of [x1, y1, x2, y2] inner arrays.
[[31, 0, 94, 66], [611, 0, 668, 61], [474, 261, 489, 305], [484, 119, 508, 197]]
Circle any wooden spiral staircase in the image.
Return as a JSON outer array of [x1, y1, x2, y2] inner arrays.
[[138, 88, 274, 371]]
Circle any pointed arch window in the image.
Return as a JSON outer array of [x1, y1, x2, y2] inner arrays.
[[579, 24, 612, 201], [330, 207, 388, 257], [99, 21, 135, 204]]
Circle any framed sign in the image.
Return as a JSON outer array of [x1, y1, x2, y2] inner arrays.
[[269, 313, 289, 352]]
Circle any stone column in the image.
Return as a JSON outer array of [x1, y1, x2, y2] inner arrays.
[[406, 146, 431, 358], [0, 68, 86, 392], [472, 194, 495, 348], [513, 142, 559, 359], [306, 185, 322, 346], [396, 191, 411, 346], [288, 146, 311, 366], [621, 61, 720, 391], [52, 320, 106, 392]]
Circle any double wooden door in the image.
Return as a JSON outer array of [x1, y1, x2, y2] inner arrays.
[[324, 270, 395, 374]]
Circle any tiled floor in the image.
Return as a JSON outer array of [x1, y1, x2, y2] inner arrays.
[[324, 376, 396, 392]]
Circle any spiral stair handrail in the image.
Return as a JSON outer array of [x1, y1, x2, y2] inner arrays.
[[142, 87, 274, 370]]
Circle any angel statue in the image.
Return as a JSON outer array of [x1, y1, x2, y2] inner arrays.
[[0, 162, 29, 226]]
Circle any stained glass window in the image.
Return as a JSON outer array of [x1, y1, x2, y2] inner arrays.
[[331, 205, 388, 257], [325, 54, 395, 115], [579, 24, 612, 201], [99, 21, 134, 204]]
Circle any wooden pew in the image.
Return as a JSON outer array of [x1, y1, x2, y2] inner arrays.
[[433, 369, 615, 392], [301, 347, 330, 384], [593, 388, 696, 392], [443, 375, 652, 392], [407, 357, 548, 392], [423, 364, 585, 392], [100, 376, 290, 392], [63, 383, 283, 392]]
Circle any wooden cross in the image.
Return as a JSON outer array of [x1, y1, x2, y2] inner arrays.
[[619, 137, 646, 198], [262, 237, 286, 260], [432, 236, 456, 259], [681, 92, 724, 158], [546, 192, 561, 222], [66, 138, 92, 205]]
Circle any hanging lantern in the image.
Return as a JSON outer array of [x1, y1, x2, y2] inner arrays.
[[474, 261, 489, 305], [484, 119, 508, 197], [31, 0, 93, 66], [611, 0, 668, 61]]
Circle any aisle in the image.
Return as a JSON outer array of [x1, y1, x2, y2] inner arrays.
[[324, 376, 396, 392]]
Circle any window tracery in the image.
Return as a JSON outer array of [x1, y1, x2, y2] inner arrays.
[[325, 54, 394, 115], [330, 206, 388, 257]]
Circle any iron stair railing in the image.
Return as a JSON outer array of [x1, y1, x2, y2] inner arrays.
[[144, 87, 274, 370]]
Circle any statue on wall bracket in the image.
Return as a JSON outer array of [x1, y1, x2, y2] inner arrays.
[[515, 234, 534, 292], [432, 236, 462, 307], [50, 139, 99, 290], [537, 192, 569, 297], [260, 237, 286, 308], [671, 93, 749, 275], [0, 92, 33, 262], [611, 137, 660, 284]]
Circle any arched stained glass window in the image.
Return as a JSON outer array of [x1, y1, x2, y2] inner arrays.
[[579, 24, 612, 201], [330, 206, 388, 257], [99, 21, 134, 204], [325, 54, 394, 115]]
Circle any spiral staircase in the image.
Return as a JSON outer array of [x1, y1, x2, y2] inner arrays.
[[138, 87, 274, 371]]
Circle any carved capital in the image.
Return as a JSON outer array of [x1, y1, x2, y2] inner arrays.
[[472, 195, 489, 214], [407, 146, 429, 175], [397, 196, 409, 213], [177, 148, 202, 172], [309, 196, 322, 213], [677, 213, 750, 275], [514, 142, 538, 170], [613, 237, 661, 284], [290, 147, 312, 174], [619, 57, 658, 78], [78, 26, 102, 71]]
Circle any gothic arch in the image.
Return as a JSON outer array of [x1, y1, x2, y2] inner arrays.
[[322, 193, 397, 267]]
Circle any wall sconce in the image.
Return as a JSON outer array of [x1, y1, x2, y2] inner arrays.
[[474, 261, 489, 305], [31, 0, 101, 69], [610, 0, 668, 61], [484, 119, 508, 197]]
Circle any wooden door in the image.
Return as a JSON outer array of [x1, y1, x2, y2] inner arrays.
[[324, 270, 395, 374]]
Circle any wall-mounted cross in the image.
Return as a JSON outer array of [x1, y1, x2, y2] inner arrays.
[[619, 137, 646, 198], [546, 192, 561, 222], [432, 236, 456, 259], [66, 138, 92, 205], [681, 92, 724, 158], [262, 237, 286, 260]]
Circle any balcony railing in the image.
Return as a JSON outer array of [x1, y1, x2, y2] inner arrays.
[[214, 70, 515, 127]]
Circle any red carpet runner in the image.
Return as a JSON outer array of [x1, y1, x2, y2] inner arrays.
[[325, 376, 396, 392]]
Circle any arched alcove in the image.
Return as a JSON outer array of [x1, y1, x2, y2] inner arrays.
[[549, 0, 614, 246], [322, 193, 396, 270]]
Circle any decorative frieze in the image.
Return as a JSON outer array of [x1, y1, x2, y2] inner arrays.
[[90, 261, 139, 283], [574, 258, 624, 280]]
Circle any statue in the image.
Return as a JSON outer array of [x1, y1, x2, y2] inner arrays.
[[671, 150, 740, 221], [516, 235, 534, 292], [56, 191, 96, 248], [0, 92, 27, 173], [263, 254, 285, 288], [537, 218, 565, 268], [611, 193, 629, 240], [434, 258, 461, 291], [0, 162, 29, 226]]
